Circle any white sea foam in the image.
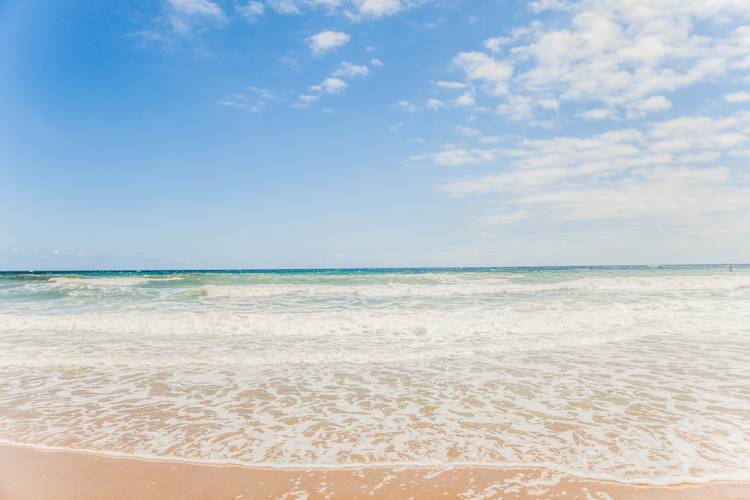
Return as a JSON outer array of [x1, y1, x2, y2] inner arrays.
[[201, 282, 518, 298], [49, 276, 157, 286], [195, 273, 750, 298], [0, 268, 749, 485]]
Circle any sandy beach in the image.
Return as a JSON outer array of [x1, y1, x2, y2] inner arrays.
[[1, 443, 748, 499]]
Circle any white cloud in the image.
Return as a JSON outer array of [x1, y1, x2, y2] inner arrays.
[[426, 98, 445, 110], [455, 91, 476, 107], [395, 100, 418, 112], [579, 107, 615, 120], [147, 0, 426, 45], [307, 31, 350, 55], [349, 0, 430, 19], [292, 94, 320, 107], [370, 58, 384, 67], [435, 80, 466, 90], [484, 36, 511, 53], [496, 95, 533, 120], [306, 60, 372, 102], [438, 111, 750, 223], [455, 125, 500, 144], [310, 77, 349, 93], [355, 0, 403, 18], [266, 0, 302, 15], [444, 0, 750, 120], [538, 98, 559, 110], [478, 136, 501, 144], [333, 61, 369, 78], [246, 85, 274, 100], [217, 85, 275, 112], [168, 0, 224, 17], [455, 125, 480, 137], [513, 167, 749, 222], [217, 93, 248, 108], [166, 0, 225, 34], [453, 52, 513, 96], [265, 0, 427, 20], [454, 125, 481, 137], [238, 1, 265, 21], [413, 147, 500, 166], [724, 91, 750, 103], [530, 0, 574, 12], [310, 61, 370, 100], [628, 95, 672, 118], [477, 210, 528, 225]]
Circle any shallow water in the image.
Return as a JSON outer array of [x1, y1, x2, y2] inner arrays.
[[1, 266, 749, 484]]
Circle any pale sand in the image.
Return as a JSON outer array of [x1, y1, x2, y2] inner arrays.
[[0, 444, 748, 499]]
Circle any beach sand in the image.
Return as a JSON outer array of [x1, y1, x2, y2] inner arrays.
[[0, 444, 747, 499]]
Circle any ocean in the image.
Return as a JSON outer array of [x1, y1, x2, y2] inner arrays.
[[0, 265, 748, 485]]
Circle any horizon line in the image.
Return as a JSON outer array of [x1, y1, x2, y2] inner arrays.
[[0, 263, 745, 274]]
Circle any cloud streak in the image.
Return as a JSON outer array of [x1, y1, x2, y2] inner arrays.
[[435, 111, 750, 223], [166, 0, 225, 34], [268, 0, 428, 19]]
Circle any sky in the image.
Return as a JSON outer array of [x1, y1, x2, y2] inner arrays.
[[1, 0, 749, 270]]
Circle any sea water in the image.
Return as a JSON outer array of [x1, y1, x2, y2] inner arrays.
[[0, 266, 749, 484]]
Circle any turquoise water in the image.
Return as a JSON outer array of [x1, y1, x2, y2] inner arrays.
[[1, 265, 749, 484]]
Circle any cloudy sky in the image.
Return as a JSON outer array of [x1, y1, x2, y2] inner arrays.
[[1, 0, 749, 269]]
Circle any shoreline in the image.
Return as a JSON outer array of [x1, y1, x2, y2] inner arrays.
[[1, 439, 747, 487], [1, 443, 748, 499]]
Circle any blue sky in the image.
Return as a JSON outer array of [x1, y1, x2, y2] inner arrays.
[[1, 0, 749, 269]]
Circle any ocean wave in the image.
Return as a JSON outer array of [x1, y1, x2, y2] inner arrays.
[[46, 276, 184, 287], [200, 282, 516, 298], [193, 273, 750, 299], [4, 271, 748, 303]]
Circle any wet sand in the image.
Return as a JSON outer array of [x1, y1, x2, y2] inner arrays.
[[0, 444, 747, 499]]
